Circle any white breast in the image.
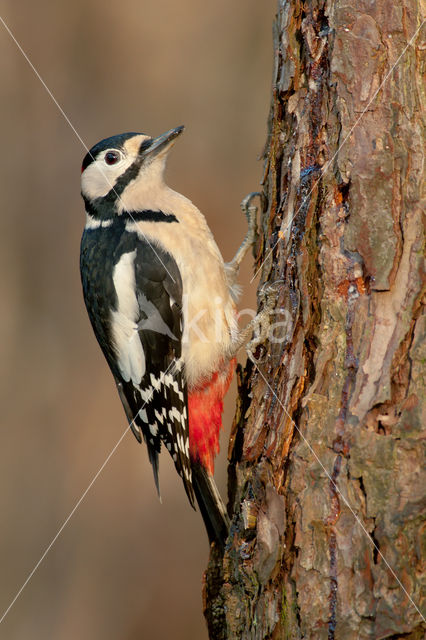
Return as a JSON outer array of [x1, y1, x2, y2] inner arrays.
[[125, 190, 237, 387]]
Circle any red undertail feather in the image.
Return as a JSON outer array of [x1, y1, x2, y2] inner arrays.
[[188, 358, 236, 474]]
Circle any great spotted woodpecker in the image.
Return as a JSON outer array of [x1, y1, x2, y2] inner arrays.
[[80, 126, 260, 546]]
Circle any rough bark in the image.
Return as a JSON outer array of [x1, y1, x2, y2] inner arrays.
[[204, 1, 425, 639]]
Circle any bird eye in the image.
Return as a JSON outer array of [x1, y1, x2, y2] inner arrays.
[[104, 150, 121, 165]]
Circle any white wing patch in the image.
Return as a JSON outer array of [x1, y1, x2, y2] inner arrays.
[[111, 250, 146, 383], [84, 213, 113, 230]]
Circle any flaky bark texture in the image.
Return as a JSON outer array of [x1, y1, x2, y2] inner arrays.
[[203, 1, 425, 638]]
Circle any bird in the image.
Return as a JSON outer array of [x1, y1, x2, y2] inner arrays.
[[79, 125, 260, 547]]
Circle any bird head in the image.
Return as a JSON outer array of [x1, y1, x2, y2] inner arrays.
[[81, 126, 184, 216]]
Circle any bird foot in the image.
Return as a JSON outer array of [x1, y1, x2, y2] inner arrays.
[[225, 192, 261, 287], [228, 280, 284, 363], [245, 280, 284, 363]]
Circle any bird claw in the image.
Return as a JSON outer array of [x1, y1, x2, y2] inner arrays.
[[258, 279, 284, 308], [226, 192, 261, 285], [246, 280, 285, 363], [240, 191, 261, 231]]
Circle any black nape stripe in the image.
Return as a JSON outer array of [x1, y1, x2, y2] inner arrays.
[[123, 209, 178, 224], [83, 194, 178, 224]]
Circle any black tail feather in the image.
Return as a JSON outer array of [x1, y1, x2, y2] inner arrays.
[[191, 462, 230, 548], [147, 445, 161, 501]]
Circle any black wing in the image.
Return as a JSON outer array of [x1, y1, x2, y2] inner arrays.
[[80, 221, 194, 507], [114, 236, 194, 507]]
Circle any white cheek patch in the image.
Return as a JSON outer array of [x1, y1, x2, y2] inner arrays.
[[81, 156, 133, 200], [110, 250, 146, 383]]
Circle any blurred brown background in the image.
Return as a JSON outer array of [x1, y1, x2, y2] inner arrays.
[[0, 2, 275, 638]]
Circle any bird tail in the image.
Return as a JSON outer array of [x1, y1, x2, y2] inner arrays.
[[191, 461, 229, 549]]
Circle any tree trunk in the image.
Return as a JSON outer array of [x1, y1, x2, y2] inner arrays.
[[204, 1, 425, 638]]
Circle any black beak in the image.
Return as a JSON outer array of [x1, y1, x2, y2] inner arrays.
[[141, 125, 184, 158]]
